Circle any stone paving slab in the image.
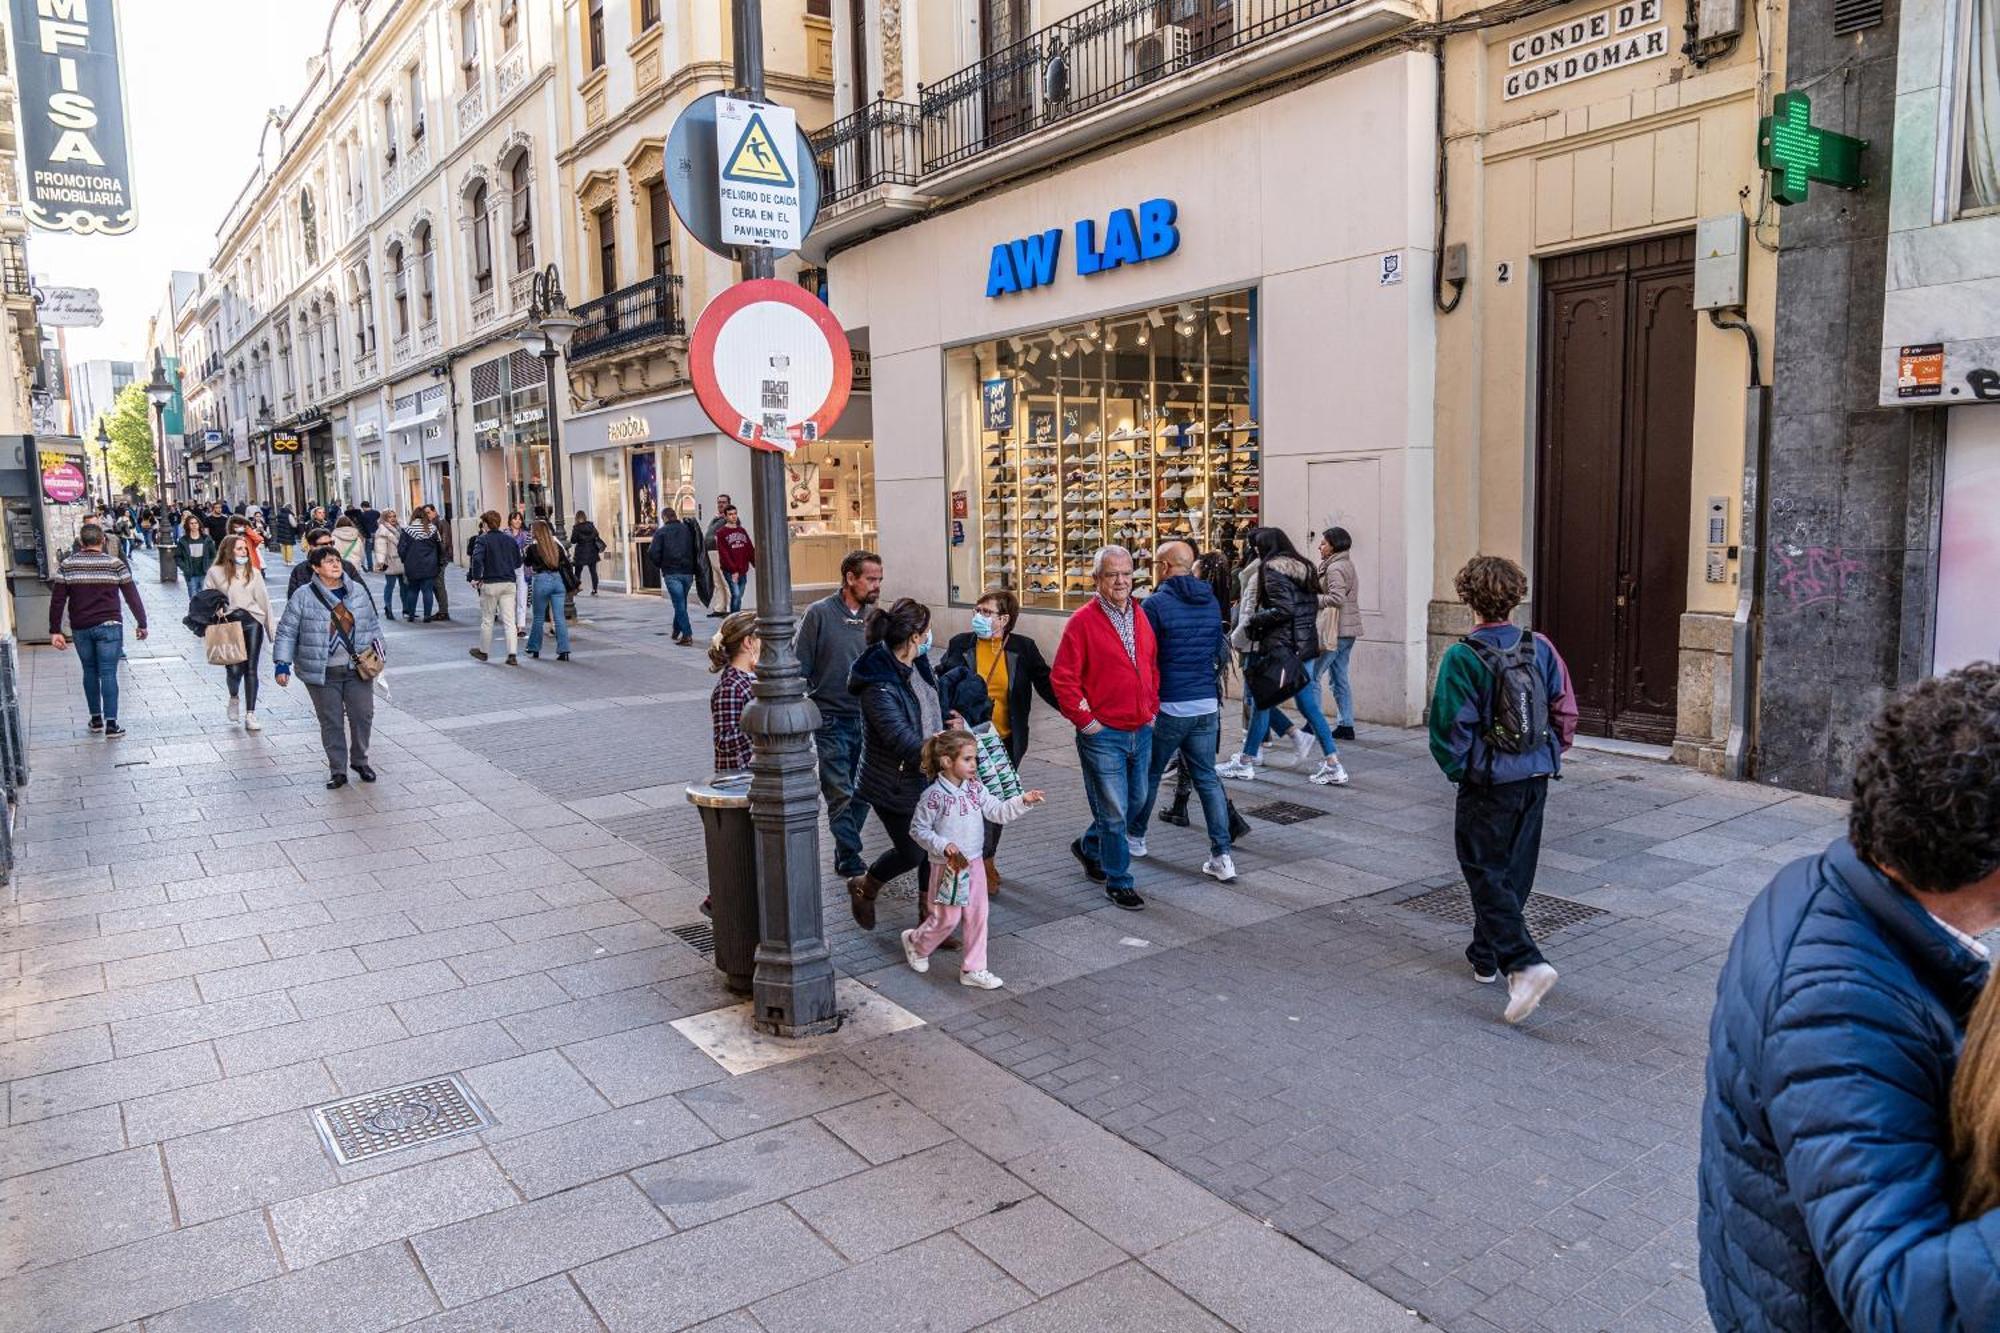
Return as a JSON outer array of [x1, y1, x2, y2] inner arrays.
[[0, 563, 1816, 1330]]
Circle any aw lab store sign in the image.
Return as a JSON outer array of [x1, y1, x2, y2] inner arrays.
[[7, 0, 138, 235], [1503, 0, 1670, 100]]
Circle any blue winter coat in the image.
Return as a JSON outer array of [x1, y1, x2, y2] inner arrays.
[[1142, 575, 1227, 706], [1698, 837, 2000, 1331], [273, 576, 384, 686]]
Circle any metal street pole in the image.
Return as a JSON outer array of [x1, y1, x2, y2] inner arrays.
[[541, 346, 567, 535], [733, 0, 838, 1037]]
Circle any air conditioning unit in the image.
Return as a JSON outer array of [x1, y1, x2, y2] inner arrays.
[[1127, 24, 1192, 82]]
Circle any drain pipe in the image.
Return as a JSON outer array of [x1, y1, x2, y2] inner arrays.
[[1710, 308, 1768, 782]]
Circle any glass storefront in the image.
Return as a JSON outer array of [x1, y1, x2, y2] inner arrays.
[[944, 291, 1259, 611], [624, 444, 695, 590], [472, 350, 555, 516], [789, 437, 878, 588]]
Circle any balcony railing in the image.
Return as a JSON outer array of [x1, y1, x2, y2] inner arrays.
[[813, 0, 1355, 198], [569, 273, 686, 363], [457, 84, 487, 136], [354, 349, 378, 381], [391, 331, 412, 363], [2, 238, 29, 298], [419, 320, 442, 353], [497, 50, 528, 101], [508, 269, 536, 309], [470, 288, 497, 328], [813, 97, 924, 206]]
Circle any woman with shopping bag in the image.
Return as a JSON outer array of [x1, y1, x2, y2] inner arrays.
[[203, 534, 274, 732], [941, 588, 1060, 896]]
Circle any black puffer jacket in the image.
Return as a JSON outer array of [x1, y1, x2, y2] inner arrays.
[[848, 643, 945, 815], [1244, 554, 1322, 659]]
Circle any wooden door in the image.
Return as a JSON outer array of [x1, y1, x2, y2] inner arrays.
[[1534, 235, 1696, 744], [981, 0, 1034, 147]]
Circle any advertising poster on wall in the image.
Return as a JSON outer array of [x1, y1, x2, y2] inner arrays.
[[786, 462, 821, 519], [1935, 413, 2000, 673]]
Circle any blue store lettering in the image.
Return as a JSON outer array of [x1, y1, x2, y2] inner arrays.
[[985, 198, 1180, 297]]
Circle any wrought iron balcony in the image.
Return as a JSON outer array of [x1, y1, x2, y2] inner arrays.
[[811, 0, 1396, 208], [568, 273, 686, 363], [457, 84, 487, 137], [814, 97, 924, 206]]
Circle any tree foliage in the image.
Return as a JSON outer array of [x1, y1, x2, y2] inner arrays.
[[100, 382, 156, 495]]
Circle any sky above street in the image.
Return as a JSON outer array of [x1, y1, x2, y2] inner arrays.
[[25, 0, 336, 362]]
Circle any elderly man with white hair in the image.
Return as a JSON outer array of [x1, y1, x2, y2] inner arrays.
[[1051, 544, 1162, 910]]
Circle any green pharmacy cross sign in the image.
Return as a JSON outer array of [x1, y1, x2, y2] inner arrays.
[[1758, 92, 1867, 205]]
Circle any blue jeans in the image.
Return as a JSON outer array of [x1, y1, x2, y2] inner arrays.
[[1244, 656, 1337, 759], [73, 623, 123, 720], [1078, 724, 1153, 892], [724, 571, 748, 612], [815, 712, 871, 875], [401, 577, 435, 620], [1318, 636, 1357, 727], [526, 573, 571, 654], [382, 573, 403, 616], [1130, 710, 1230, 857], [663, 574, 693, 639]]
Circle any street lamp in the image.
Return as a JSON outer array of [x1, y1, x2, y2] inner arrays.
[[516, 263, 580, 536], [94, 422, 111, 509], [143, 349, 174, 504], [255, 402, 274, 506]]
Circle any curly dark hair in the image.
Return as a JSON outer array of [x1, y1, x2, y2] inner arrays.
[[1849, 662, 2000, 894], [1455, 555, 1529, 624]]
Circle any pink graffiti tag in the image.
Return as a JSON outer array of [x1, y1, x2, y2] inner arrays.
[[1775, 546, 1865, 608]]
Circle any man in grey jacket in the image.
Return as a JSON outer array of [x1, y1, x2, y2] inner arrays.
[[794, 549, 882, 877], [705, 494, 732, 617]]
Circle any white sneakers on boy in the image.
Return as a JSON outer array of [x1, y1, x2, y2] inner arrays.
[[1202, 855, 1237, 882], [1309, 759, 1350, 786], [226, 698, 240, 722], [1127, 836, 1149, 858], [244, 712, 261, 732], [1503, 963, 1559, 1024], [900, 929, 929, 974], [1218, 753, 1258, 780], [960, 970, 1004, 989]]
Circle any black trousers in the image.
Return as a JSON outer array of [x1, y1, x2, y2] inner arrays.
[[576, 559, 600, 593], [224, 614, 265, 712], [1455, 776, 1550, 976], [866, 805, 927, 890]]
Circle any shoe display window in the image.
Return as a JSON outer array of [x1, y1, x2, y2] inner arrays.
[[944, 291, 1259, 612]]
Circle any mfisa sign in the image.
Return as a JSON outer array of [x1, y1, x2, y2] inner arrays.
[[7, 0, 137, 236], [986, 199, 1180, 298]]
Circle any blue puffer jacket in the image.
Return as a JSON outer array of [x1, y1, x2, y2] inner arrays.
[[1698, 837, 2000, 1331], [1143, 575, 1227, 706], [273, 576, 385, 685]]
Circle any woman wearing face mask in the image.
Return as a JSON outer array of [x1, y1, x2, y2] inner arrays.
[[204, 534, 275, 731], [843, 598, 970, 935], [226, 515, 266, 575], [941, 588, 1058, 895]]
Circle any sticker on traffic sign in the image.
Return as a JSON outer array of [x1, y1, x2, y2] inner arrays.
[[717, 98, 802, 250], [691, 280, 853, 455]]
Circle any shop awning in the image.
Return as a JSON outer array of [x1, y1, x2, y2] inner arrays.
[[388, 407, 441, 433]]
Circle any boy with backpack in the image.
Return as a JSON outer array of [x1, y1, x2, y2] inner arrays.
[[1428, 555, 1578, 1024]]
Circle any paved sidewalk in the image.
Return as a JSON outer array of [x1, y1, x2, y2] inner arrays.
[[1, 565, 1423, 1332]]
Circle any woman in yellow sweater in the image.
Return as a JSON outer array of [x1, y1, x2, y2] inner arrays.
[[940, 588, 1060, 893]]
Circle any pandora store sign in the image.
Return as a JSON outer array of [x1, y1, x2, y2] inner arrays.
[[7, 0, 138, 235]]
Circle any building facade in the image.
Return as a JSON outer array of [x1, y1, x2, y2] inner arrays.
[[205, 0, 565, 551], [1433, 0, 1782, 769], [552, 0, 834, 593]]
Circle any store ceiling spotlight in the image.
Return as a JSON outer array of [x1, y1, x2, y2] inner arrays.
[[1147, 308, 1168, 329], [1023, 343, 1042, 364], [1214, 311, 1231, 335], [1008, 336, 1025, 356], [1083, 320, 1101, 339], [1103, 326, 1119, 349]]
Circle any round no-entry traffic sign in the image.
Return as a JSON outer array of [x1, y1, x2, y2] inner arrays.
[[690, 280, 853, 455]]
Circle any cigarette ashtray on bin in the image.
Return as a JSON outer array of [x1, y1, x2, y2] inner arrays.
[[686, 773, 757, 995]]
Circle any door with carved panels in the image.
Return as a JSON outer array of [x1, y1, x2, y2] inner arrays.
[[1534, 234, 1696, 744]]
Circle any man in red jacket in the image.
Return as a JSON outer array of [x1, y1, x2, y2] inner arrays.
[[1052, 544, 1161, 910]]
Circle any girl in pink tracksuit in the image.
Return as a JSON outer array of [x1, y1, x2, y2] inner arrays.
[[901, 730, 1042, 990]]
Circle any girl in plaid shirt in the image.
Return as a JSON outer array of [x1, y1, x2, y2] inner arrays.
[[901, 729, 1043, 990], [708, 611, 759, 774]]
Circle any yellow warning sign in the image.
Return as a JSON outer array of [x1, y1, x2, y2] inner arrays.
[[722, 114, 796, 188]]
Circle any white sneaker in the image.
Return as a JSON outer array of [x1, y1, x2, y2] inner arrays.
[[1309, 759, 1349, 787], [1217, 754, 1257, 781], [960, 969, 1005, 990], [1503, 963, 1559, 1024], [1127, 836, 1148, 858], [900, 929, 929, 974], [1291, 731, 1315, 765], [1202, 855, 1237, 882], [226, 698, 240, 721], [243, 712, 261, 732]]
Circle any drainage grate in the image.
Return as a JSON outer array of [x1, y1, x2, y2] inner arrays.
[[1244, 800, 1328, 826], [310, 1074, 496, 1166], [669, 921, 716, 956], [1398, 884, 1609, 936]]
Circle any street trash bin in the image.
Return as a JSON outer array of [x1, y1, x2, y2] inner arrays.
[[157, 541, 179, 583], [687, 774, 757, 994]]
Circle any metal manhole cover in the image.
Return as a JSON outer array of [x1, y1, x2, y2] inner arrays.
[[310, 1074, 495, 1166], [1397, 884, 1609, 936], [669, 921, 715, 956], [1244, 800, 1327, 826]]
